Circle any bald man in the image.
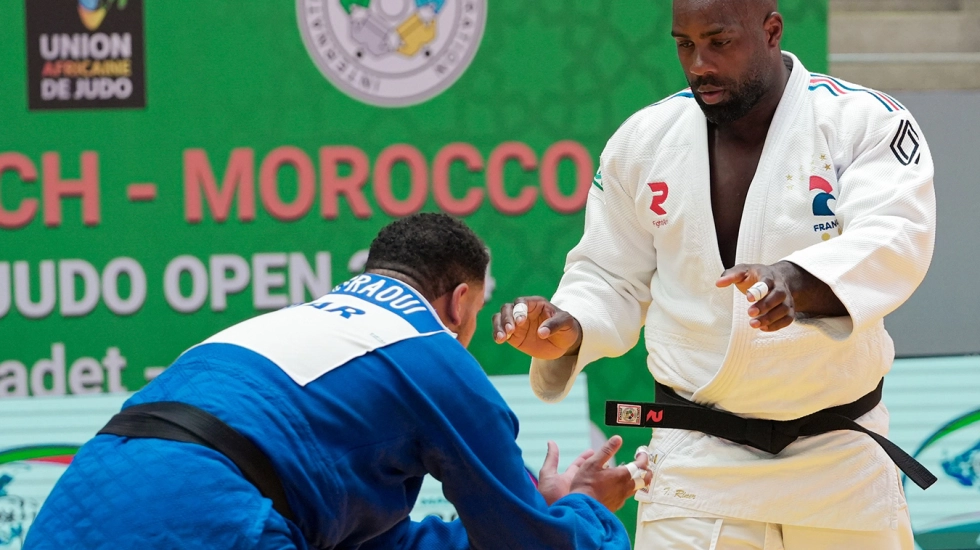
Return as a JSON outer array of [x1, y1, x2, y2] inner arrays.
[[493, 0, 936, 548]]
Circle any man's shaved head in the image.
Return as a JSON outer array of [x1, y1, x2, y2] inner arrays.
[[672, 0, 778, 37], [743, 0, 778, 18], [739, 0, 778, 26], [674, 0, 776, 19]]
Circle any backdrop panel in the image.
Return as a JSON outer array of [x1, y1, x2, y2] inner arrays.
[[0, 0, 828, 537]]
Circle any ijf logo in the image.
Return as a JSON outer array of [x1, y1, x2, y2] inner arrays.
[[617, 404, 641, 426], [297, 0, 487, 107]]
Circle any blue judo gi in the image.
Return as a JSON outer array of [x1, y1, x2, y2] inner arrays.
[[25, 274, 629, 549]]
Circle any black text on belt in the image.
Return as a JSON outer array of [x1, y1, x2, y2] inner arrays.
[[97, 401, 297, 523], [604, 379, 936, 490]]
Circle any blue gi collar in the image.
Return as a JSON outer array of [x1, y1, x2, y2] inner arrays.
[[331, 274, 450, 335]]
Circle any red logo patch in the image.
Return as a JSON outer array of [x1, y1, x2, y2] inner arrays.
[[646, 409, 664, 423], [648, 182, 668, 215]]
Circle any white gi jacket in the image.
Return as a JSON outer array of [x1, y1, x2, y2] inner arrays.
[[531, 52, 936, 531]]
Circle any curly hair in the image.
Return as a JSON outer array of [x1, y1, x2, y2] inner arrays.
[[365, 213, 489, 299]]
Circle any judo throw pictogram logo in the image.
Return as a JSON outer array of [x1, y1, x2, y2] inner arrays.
[[298, 0, 486, 107], [617, 404, 642, 426]]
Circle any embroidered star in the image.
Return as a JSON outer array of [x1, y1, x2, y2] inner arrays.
[[824, 163, 832, 171], [820, 154, 827, 160], [786, 174, 793, 181]]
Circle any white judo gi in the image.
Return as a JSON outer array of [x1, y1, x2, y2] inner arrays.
[[530, 52, 936, 541]]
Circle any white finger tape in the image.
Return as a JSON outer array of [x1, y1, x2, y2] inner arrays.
[[625, 462, 648, 491], [513, 302, 528, 321], [747, 281, 770, 302], [634, 445, 651, 460]]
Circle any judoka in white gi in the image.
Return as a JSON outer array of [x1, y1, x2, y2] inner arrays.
[[493, 0, 936, 548]]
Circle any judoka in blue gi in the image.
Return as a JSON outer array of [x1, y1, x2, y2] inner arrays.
[[25, 213, 648, 549]]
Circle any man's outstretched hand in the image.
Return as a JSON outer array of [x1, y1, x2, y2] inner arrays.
[[537, 435, 651, 512], [537, 441, 594, 506], [717, 262, 799, 332], [717, 261, 847, 332], [491, 297, 583, 359]]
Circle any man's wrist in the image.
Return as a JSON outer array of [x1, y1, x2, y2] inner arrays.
[[772, 261, 804, 286], [562, 319, 584, 356], [773, 260, 847, 317]]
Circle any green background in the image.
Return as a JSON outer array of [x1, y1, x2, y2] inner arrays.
[[0, 0, 828, 539]]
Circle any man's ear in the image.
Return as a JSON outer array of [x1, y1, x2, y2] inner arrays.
[[764, 12, 783, 47], [447, 282, 469, 326]]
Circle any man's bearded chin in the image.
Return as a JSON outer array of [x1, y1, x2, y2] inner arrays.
[[692, 72, 769, 126]]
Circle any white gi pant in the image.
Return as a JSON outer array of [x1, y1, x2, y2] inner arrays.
[[635, 502, 915, 550]]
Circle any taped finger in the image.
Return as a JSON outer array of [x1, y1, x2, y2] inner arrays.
[[747, 281, 770, 302], [634, 445, 652, 460], [625, 462, 649, 491], [513, 302, 528, 322]]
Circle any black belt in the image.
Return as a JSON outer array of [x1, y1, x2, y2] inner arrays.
[[605, 379, 936, 489], [98, 401, 297, 523]]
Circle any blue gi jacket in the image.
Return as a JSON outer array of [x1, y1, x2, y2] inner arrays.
[[25, 275, 629, 549]]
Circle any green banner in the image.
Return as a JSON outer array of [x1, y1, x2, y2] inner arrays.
[[1, 0, 827, 537]]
